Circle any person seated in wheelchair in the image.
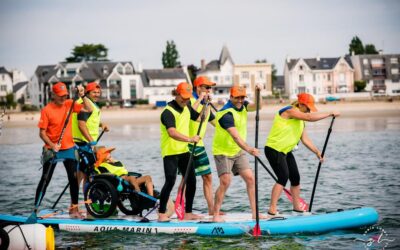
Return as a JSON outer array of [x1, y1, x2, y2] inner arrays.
[[95, 147, 154, 197]]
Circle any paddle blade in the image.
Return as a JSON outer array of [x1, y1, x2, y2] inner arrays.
[[283, 188, 309, 211], [174, 188, 185, 220], [252, 223, 261, 237]]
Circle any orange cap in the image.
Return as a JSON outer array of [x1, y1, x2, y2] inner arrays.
[[193, 76, 216, 87], [176, 82, 193, 99], [86, 82, 100, 92], [52, 82, 68, 97], [230, 85, 247, 97], [95, 147, 115, 167], [297, 93, 317, 112]]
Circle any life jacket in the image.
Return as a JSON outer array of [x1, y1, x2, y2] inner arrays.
[[72, 98, 101, 142], [95, 161, 128, 177], [212, 101, 248, 156], [160, 105, 190, 157], [188, 97, 210, 147], [265, 106, 304, 154]]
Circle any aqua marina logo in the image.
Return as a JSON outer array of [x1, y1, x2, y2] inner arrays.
[[355, 226, 395, 249]]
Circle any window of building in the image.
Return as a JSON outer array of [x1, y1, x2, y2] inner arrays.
[[214, 76, 218, 82], [391, 68, 399, 75], [313, 74, 316, 82], [299, 65, 303, 70], [390, 57, 398, 64], [299, 74, 304, 81], [392, 78, 399, 83], [363, 58, 369, 65], [241, 71, 249, 79], [1, 75, 5, 80], [117, 66, 123, 74], [364, 70, 369, 76], [327, 74, 331, 81], [339, 73, 345, 83], [371, 58, 384, 67], [0, 85, 6, 91], [313, 87, 317, 95], [225, 76, 230, 82], [257, 71, 263, 79], [298, 87, 305, 93]]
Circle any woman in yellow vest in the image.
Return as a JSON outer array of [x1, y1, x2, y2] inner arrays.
[[212, 85, 267, 222], [158, 82, 202, 222], [264, 93, 340, 215], [72, 82, 109, 192]]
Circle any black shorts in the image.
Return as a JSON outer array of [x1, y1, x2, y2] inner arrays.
[[264, 146, 300, 186]]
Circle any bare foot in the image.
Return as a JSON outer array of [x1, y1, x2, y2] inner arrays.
[[184, 213, 204, 220], [69, 206, 84, 219], [158, 213, 171, 222], [209, 211, 226, 216], [212, 215, 225, 222]]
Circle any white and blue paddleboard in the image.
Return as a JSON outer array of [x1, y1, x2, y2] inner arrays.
[[0, 207, 378, 236]]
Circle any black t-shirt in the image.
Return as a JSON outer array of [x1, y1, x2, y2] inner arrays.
[[161, 100, 200, 129], [219, 101, 249, 130]]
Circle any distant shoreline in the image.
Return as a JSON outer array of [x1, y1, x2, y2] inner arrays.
[[2, 100, 400, 128]]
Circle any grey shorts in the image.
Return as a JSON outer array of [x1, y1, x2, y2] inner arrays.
[[214, 151, 250, 177]]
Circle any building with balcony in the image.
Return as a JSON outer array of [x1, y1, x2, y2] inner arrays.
[[0, 66, 28, 105], [350, 53, 400, 96], [29, 61, 140, 108]]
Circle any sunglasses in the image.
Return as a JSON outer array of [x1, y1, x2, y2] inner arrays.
[[201, 85, 212, 90]]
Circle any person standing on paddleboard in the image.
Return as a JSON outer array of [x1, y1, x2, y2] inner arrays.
[[36, 82, 93, 218], [72, 82, 109, 193], [264, 93, 340, 215], [212, 85, 267, 222], [158, 82, 203, 222], [187, 76, 220, 216]]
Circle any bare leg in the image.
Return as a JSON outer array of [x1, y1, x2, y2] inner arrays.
[[269, 183, 284, 215], [240, 169, 267, 219], [290, 185, 303, 211], [213, 173, 231, 222], [201, 174, 214, 215], [136, 176, 154, 197]]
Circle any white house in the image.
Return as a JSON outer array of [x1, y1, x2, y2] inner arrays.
[[284, 56, 354, 100], [140, 67, 191, 106], [197, 45, 235, 103], [0, 66, 28, 105]]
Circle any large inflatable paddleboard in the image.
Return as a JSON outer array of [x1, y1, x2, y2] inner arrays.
[[0, 207, 378, 236]]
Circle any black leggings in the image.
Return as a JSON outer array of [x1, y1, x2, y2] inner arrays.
[[264, 146, 300, 187], [34, 159, 79, 206], [159, 152, 196, 213]]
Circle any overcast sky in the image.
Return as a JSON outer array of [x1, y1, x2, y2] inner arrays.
[[1, 0, 399, 78]]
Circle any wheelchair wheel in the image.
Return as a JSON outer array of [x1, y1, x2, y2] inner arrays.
[[117, 193, 142, 216], [85, 178, 118, 218]]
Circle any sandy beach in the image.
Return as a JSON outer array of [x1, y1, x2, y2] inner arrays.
[[2, 101, 400, 128]]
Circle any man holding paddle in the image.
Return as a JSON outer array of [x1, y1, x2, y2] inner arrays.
[[35, 82, 92, 218], [158, 82, 202, 222], [264, 93, 340, 216], [72, 82, 109, 193], [212, 85, 267, 222]]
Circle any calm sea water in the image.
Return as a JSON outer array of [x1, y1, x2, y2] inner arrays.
[[0, 115, 399, 249]]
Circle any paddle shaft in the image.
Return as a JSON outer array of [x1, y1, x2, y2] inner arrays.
[[253, 89, 261, 236], [34, 96, 78, 213], [178, 102, 209, 206], [308, 116, 336, 212], [51, 129, 106, 209]]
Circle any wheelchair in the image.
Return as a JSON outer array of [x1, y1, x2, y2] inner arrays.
[[76, 143, 159, 219]]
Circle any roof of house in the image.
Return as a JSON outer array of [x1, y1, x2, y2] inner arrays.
[[198, 46, 234, 73], [287, 57, 353, 71], [13, 81, 28, 92], [34, 61, 136, 83], [141, 68, 187, 87], [0, 66, 11, 75]]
